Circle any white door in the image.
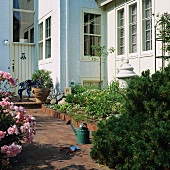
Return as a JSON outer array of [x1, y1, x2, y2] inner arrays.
[[11, 44, 35, 95]]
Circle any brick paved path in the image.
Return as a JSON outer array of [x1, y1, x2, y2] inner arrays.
[[10, 108, 110, 170]]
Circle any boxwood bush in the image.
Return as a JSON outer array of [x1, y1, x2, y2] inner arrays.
[[90, 66, 170, 169]]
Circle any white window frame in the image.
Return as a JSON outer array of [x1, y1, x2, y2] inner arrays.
[[45, 16, 51, 59], [117, 8, 125, 56], [80, 8, 104, 61], [38, 22, 43, 60], [129, 3, 137, 54], [142, 0, 152, 52], [38, 12, 52, 65]]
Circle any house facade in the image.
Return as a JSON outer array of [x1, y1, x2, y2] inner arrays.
[[0, 0, 169, 94]]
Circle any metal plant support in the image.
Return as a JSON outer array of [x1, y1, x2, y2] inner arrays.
[[154, 12, 170, 71]]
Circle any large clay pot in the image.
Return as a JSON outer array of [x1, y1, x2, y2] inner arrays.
[[32, 87, 50, 103]]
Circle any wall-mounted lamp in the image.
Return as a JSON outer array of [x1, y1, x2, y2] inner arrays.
[[4, 40, 9, 45]]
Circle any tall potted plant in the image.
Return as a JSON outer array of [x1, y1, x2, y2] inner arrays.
[[31, 69, 53, 103]]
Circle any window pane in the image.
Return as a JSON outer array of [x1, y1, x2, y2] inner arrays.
[[129, 3, 137, 53], [39, 23, 43, 41], [142, 0, 152, 51], [84, 35, 101, 56], [39, 43, 43, 60], [13, 0, 34, 10], [30, 28, 34, 43], [46, 17, 51, 38], [13, 12, 34, 43], [84, 13, 101, 57], [117, 9, 125, 55], [45, 39, 51, 59]]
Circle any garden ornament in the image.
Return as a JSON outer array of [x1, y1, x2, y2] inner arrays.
[[66, 120, 90, 144], [18, 80, 38, 102]]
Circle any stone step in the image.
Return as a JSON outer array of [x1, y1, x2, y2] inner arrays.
[[11, 96, 42, 109]]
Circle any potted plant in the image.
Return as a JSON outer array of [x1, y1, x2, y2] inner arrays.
[[31, 69, 53, 103]]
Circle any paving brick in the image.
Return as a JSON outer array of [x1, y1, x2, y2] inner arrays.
[[10, 107, 110, 170]]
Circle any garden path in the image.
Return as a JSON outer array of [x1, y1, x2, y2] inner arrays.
[[11, 108, 110, 170]]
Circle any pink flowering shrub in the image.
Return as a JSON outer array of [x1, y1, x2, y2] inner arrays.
[[0, 71, 36, 169], [0, 71, 17, 100]]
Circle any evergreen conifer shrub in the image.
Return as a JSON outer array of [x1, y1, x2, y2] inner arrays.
[[90, 66, 170, 169]]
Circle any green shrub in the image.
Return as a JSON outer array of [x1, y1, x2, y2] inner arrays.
[[90, 66, 170, 169], [65, 81, 124, 120], [71, 84, 87, 94], [85, 81, 124, 119], [49, 103, 70, 113]]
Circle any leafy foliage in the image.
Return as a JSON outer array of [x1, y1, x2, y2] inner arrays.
[[31, 69, 53, 88], [64, 82, 124, 120], [90, 65, 170, 169]]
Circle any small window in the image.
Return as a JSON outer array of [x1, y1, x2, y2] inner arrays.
[[84, 13, 101, 57], [142, 0, 152, 51], [117, 9, 125, 55]]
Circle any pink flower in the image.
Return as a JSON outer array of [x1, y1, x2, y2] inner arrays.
[[7, 127, 14, 135], [12, 125, 19, 135], [20, 126, 26, 133], [2, 143, 22, 157], [0, 89, 2, 93], [13, 106, 19, 111], [1, 145, 8, 154], [7, 125, 18, 135], [9, 77, 16, 86], [19, 106, 25, 113], [0, 131, 6, 139], [2, 72, 12, 80]]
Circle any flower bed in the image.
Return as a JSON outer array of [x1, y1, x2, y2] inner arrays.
[[42, 104, 98, 131]]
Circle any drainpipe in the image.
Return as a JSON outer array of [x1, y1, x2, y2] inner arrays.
[[66, 0, 69, 87]]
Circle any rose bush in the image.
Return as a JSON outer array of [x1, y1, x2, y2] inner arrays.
[[0, 71, 36, 169]]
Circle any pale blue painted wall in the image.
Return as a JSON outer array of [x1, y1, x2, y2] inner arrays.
[[0, 0, 11, 72]]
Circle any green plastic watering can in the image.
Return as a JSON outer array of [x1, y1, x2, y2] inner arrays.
[[66, 120, 90, 144]]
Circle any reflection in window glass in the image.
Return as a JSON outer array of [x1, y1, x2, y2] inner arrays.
[[129, 3, 137, 53], [84, 13, 101, 56], [13, 12, 34, 43], [45, 17, 51, 59], [30, 28, 34, 43], [13, 0, 34, 10], [45, 39, 51, 59], [142, 0, 152, 51], [38, 23, 43, 60], [117, 9, 125, 55]]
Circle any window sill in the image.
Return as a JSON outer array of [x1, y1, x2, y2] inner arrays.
[[38, 58, 52, 65]]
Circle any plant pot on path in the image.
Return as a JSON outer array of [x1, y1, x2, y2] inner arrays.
[[32, 87, 51, 103], [31, 69, 53, 103]]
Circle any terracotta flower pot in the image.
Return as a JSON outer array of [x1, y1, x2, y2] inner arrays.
[[32, 87, 50, 103]]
